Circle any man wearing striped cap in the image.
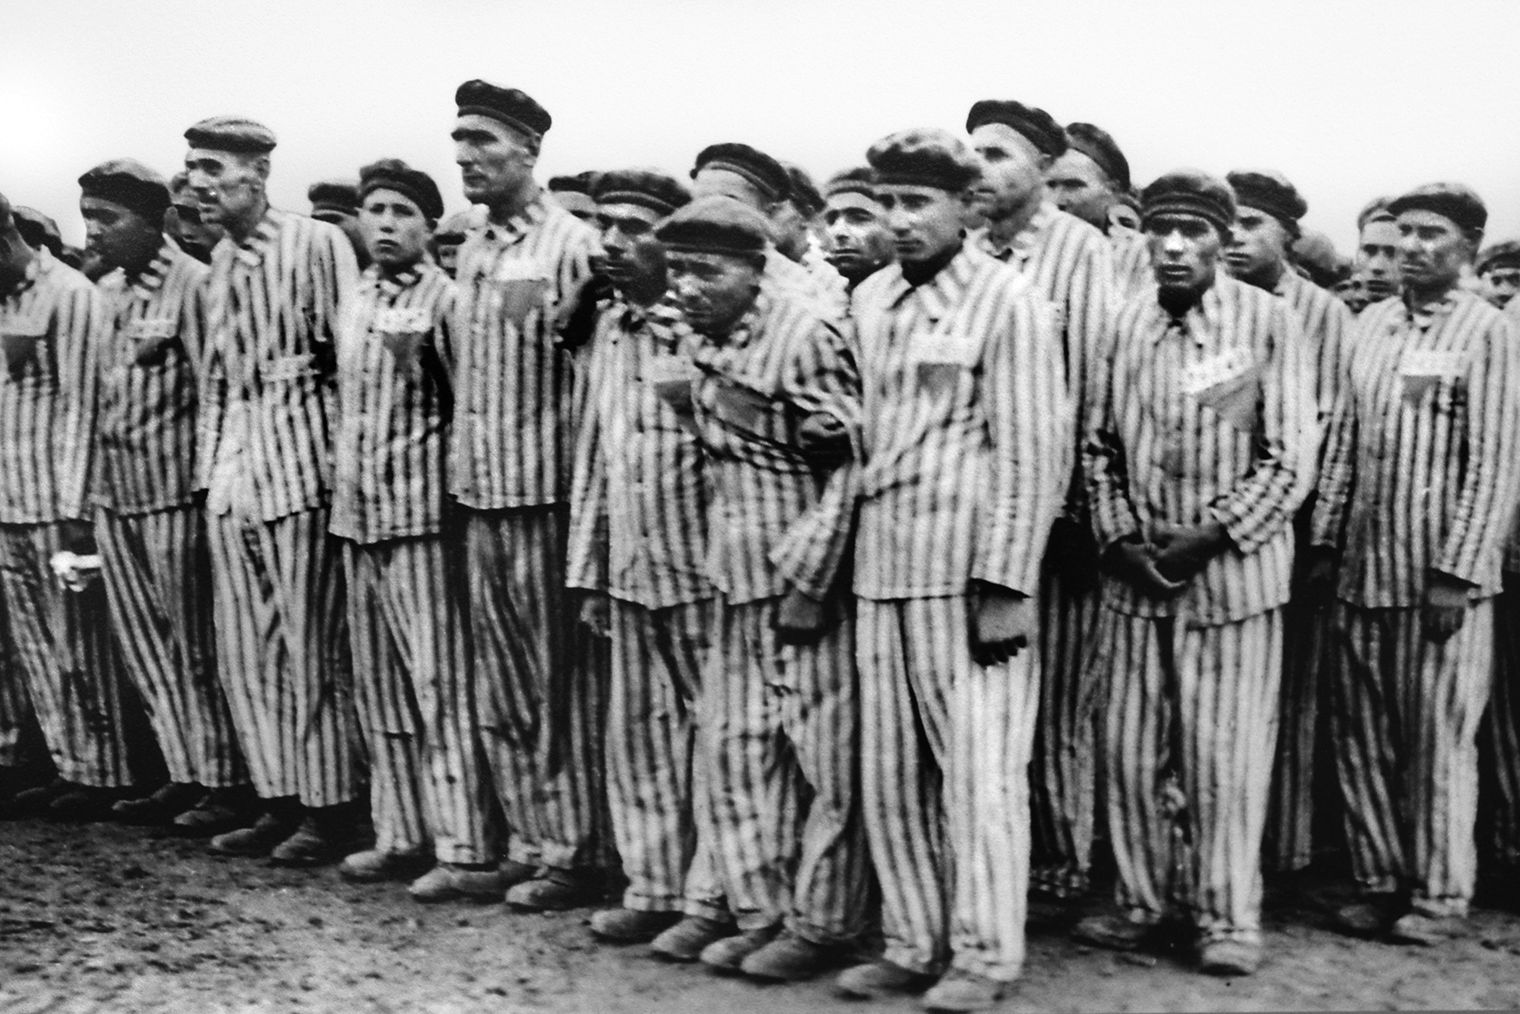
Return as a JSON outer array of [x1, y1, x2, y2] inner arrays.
[[655, 195, 867, 983], [1311, 183, 1520, 945], [1224, 169, 1354, 874], [0, 190, 144, 819], [1475, 240, 1520, 309], [819, 168, 894, 293], [1078, 170, 1315, 975], [567, 169, 732, 956], [1355, 197, 1402, 307], [326, 159, 499, 897], [187, 115, 363, 865], [78, 158, 254, 834], [964, 97, 1117, 906], [834, 128, 1068, 1013], [447, 80, 607, 910]]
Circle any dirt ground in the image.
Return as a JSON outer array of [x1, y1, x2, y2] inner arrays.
[[3, 817, 1520, 1014]]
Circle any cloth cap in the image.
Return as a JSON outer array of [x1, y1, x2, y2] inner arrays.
[[1227, 169, 1307, 224], [78, 158, 172, 222], [1388, 182, 1487, 233], [1291, 229, 1346, 287], [591, 169, 691, 217], [454, 80, 552, 138], [169, 171, 192, 198], [824, 167, 878, 201], [307, 179, 359, 218], [1357, 196, 1397, 230], [965, 100, 1066, 157], [1477, 240, 1520, 274], [867, 128, 982, 192], [548, 171, 599, 195], [690, 142, 791, 203], [433, 208, 479, 244], [183, 115, 277, 154], [783, 163, 824, 215], [358, 159, 445, 221], [13, 207, 63, 256], [654, 195, 770, 258], [1141, 169, 1236, 234], [1065, 122, 1130, 190]]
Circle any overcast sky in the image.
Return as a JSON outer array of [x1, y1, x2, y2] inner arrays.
[[5, 0, 1518, 254]]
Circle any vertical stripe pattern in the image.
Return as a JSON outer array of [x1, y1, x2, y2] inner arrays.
[[207, 508, 356, 806], [95, 505, 244, 787]]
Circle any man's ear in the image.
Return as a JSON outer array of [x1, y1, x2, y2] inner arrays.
[[0, 191, 12, 231]]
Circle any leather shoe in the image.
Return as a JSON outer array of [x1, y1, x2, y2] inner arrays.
[[1198, 938, 1262, 976], [172, 787, 258, 838], [699, 927, 776, 973], [270, 807, 362, 867], [7, 778, 70, 817], [649, 916, 734, 962], [1072, 912, 1164, 952], [921, 970, 1009, 1012], [836, 960, 937, 999], [589, 908, 681, 943], [1332, 895, 1401, 938], [209, 810, 300, 858], [409, 862, 508, 903], [1390, 911, 1468, 946], [112, 782, 203, 825], [339, 848, 432, 883], [739, 929, 845, 981], [505, 869, 605, 911], [50, 785, 125, 821]]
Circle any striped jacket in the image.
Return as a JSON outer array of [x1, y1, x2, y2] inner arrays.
[[0, 248, 104, 523], [687, 289, 860, 604], [92, 241, 208, 516], [765, 246, 848, 324], [198, 208, 359, 521], [849, 244, 1070, 600], [449, 193, 597, 509], [1273, 267, 1355, 428], [1112, 231, 1153, 299], [330, 262, 457, 545], [1312, 290, 1520, 603], [566, 299, 713, 609], [1085, 274, 1316, 624]]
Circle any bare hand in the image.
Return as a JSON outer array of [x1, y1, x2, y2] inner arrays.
[[970, 585, 1035, 666], [775, 586, 831, 646], [795, 412, 852, 468], [1150, 520, 1228, 585], [577, 594, 611, 638], [1421, 574, 1472, 643], [1103, 539, 1186, 598]]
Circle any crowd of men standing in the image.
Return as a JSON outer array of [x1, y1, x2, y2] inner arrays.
[[3, 77, 1520, 1013]]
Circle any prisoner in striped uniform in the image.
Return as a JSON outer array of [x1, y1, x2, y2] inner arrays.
[[1077, 170, 1315, 977], [1045, 121, 1131, 235], [326, 160, 497, 894], [690, 143, 848, 322], [447, 80, 607, 910], [77, 160, 253, 833], [654, 196, 868, 984], [965, 98, 1117, 901], [565, 169, 733, 953], [819, 168, 895, 293], [1310, 183, 1520, 946], [0, 192, 143, 818], [1223, 170, 1355, 873], [830, 129, 1070, 1014], [187, 116, 362, 865]]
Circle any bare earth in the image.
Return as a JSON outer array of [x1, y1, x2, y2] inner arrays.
[[3, 817, 1519, 1014]]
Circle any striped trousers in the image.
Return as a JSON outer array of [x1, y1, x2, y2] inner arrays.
[[1486, 584, 1520, 866], [207, 508, 357, 807], [0, 522, 138, 786], [1330, 601, 1492, 916], [703, 596, 866, 943], [607, 598, 725, 918], [1101, 607, 1282, 945], [96, 506, 246, 788], [858, 596, 1040, 982], [1264, 595, 1330, 871], [1031, 562, 1104, 897], [466, 506, 606, 872], [0, 607, 40, 770], [345, 536, 493, 863]]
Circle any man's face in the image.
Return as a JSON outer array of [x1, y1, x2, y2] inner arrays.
[[1357, 219, 1401, 301], [665, 249, 762, 336], [435, 238, 463, 277], [358, 188, 431, 271], [1482, 265, 1520, 308], [968, 123, 1048, 221], [1225, 205, 1291, 284], [875, 183, 966, 267], [79, 196, 161, 273], [770, 199, 811, 260], [184, 147, 265, 228], [595, 201, 666, 297], [1334, 272, 1370, 314], [1107, 203, 1140, 237], [452, 114, 537, 205], [167, 195, 224, 258], [1396, 209, 1472, 293], [822, 192, 893, 284], [1045, 149, 1112, 229], [1146, 212, 1222, 296]]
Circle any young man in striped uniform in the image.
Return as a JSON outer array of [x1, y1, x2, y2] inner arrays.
[[447, 80, 607, 910], [964, 98, 1117, 904], [566, 169, 730, 954], [1077, 170, 1316, 976], [1355, 198, 1402, 308], [820, 168, 895, 294], [1224, 170, 1354, 874], [327, 160, 498, 896], [0, 191, 143, 819], [1310, 183, 1520, 945], [77, 159, 254, 834], [654, 196, 868, 982], [689, 143, 847, 323], [833, 129, 1069, 1014], [187, 116, 363, 865]]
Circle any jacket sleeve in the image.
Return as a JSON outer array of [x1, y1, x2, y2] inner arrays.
[[56, 280, 106, 521], [1082, 306, 1143, 553], [566, 318, 612, 594]]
